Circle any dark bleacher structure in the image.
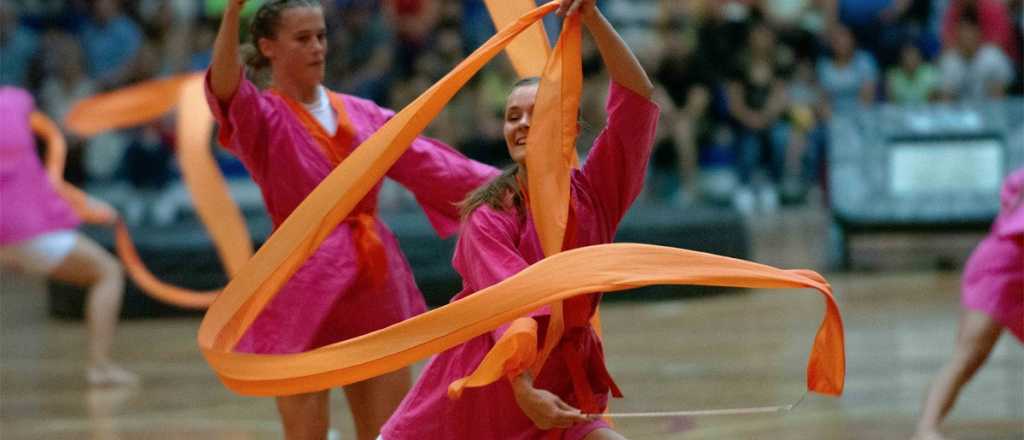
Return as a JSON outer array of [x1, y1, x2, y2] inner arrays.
[[827, 98, 1024, 269], [49, 202, 748, 319]]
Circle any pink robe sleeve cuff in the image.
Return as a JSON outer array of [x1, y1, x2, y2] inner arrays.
[[447, 317, 538, 400]]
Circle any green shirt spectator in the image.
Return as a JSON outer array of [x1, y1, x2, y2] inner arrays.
[[887, 43, 938, 104]]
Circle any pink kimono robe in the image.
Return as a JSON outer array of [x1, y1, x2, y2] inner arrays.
[[382, 81, 659, 440], [962, 168, 1024, 342], [0, 87, 81, 246], [204, 72, 498, 353]]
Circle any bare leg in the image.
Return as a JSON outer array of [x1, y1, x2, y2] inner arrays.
[[912, 310, 1002, 440], [49, 233, 137, 386], [674, 86, 709, 199], [672, 115, 699, 197], [785, 130, 808, 179], [276, 390, 330, 440], [343, 366, 412, 440], [584, 427, 629, 440]]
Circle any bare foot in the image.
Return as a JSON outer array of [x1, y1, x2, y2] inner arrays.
[[87, 364, 140, 387], [911, 429, 951, 440]]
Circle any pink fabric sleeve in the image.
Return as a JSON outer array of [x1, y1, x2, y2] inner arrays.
[[579, 80, 660, 229], [203, 70, 276, 165], [359, 100, 501, 238], [453, 207, 551, 338], [454, 207, 529, 294]]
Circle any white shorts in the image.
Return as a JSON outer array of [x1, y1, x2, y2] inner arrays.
[[0, 230, 78, 275]]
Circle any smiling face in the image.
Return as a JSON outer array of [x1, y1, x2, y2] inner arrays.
[[259, 6, 327, 91], [503, 83, 539, 166]]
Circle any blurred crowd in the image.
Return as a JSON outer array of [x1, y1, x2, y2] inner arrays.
[[3, 0, 1022, 219]]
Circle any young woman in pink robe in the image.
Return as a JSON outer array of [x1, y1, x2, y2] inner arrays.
[[913, 168, 1024, 440], [206, 1, 497, 439], [381, 1, 658, 439], [0, 86, 137, 386]]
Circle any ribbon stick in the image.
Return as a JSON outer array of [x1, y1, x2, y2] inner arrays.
[[599, 393, 809, 418]]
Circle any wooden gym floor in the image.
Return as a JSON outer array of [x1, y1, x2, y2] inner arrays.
[[2, 207, 1021, 439]]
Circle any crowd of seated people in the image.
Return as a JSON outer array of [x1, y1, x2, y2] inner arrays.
[[2, 0, 1021, 220]]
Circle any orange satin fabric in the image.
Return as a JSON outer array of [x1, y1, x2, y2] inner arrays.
[[65, 74, 196, 138], [484, 0, 552, 77], [447, 317, 539, 400], [202, 243, 845, 397]]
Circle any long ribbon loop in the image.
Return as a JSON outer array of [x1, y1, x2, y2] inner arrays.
[[66, 73, 231, 309]]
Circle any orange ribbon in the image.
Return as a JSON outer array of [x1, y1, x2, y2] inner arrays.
[[67, 74, 225, 308], [31, 111, 116, 225]]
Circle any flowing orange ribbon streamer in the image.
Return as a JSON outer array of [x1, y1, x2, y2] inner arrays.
[[30, 112, 116, 225], [203, 243, 845, 397], [484, 0, 552, 77], [65, 73, 240, 308]]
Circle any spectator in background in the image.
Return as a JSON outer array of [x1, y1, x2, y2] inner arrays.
[[466, 60, 517, 167], [119, 122, 178, 226], [887, 41, 939, 104], [385, 0, 440, 78], [603, 0, 661, 59], [189, 20, 219, 72], [652, 18, 713, 206], [726, 21, 790, 214], [782, 58, 826, 203], [137, 0, 196, 76], [327, 0, 395, 104], [942, 0, 1021, 66], [45, 17, 133, 186], [459, 0, 494, 51], [413, 25, 475, 151], [824, 0, 928, 67], [38, 32, 103, 185], [761, 0, 827, 61], [698, 0, 754, 74], [1010, 0, 1024, 94], [939, 7, 1014, 101], [80, 0, 144, 89], [39, 32, 94, 129], [817, 24, 878, 118], [0, 2, 40, 87]]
